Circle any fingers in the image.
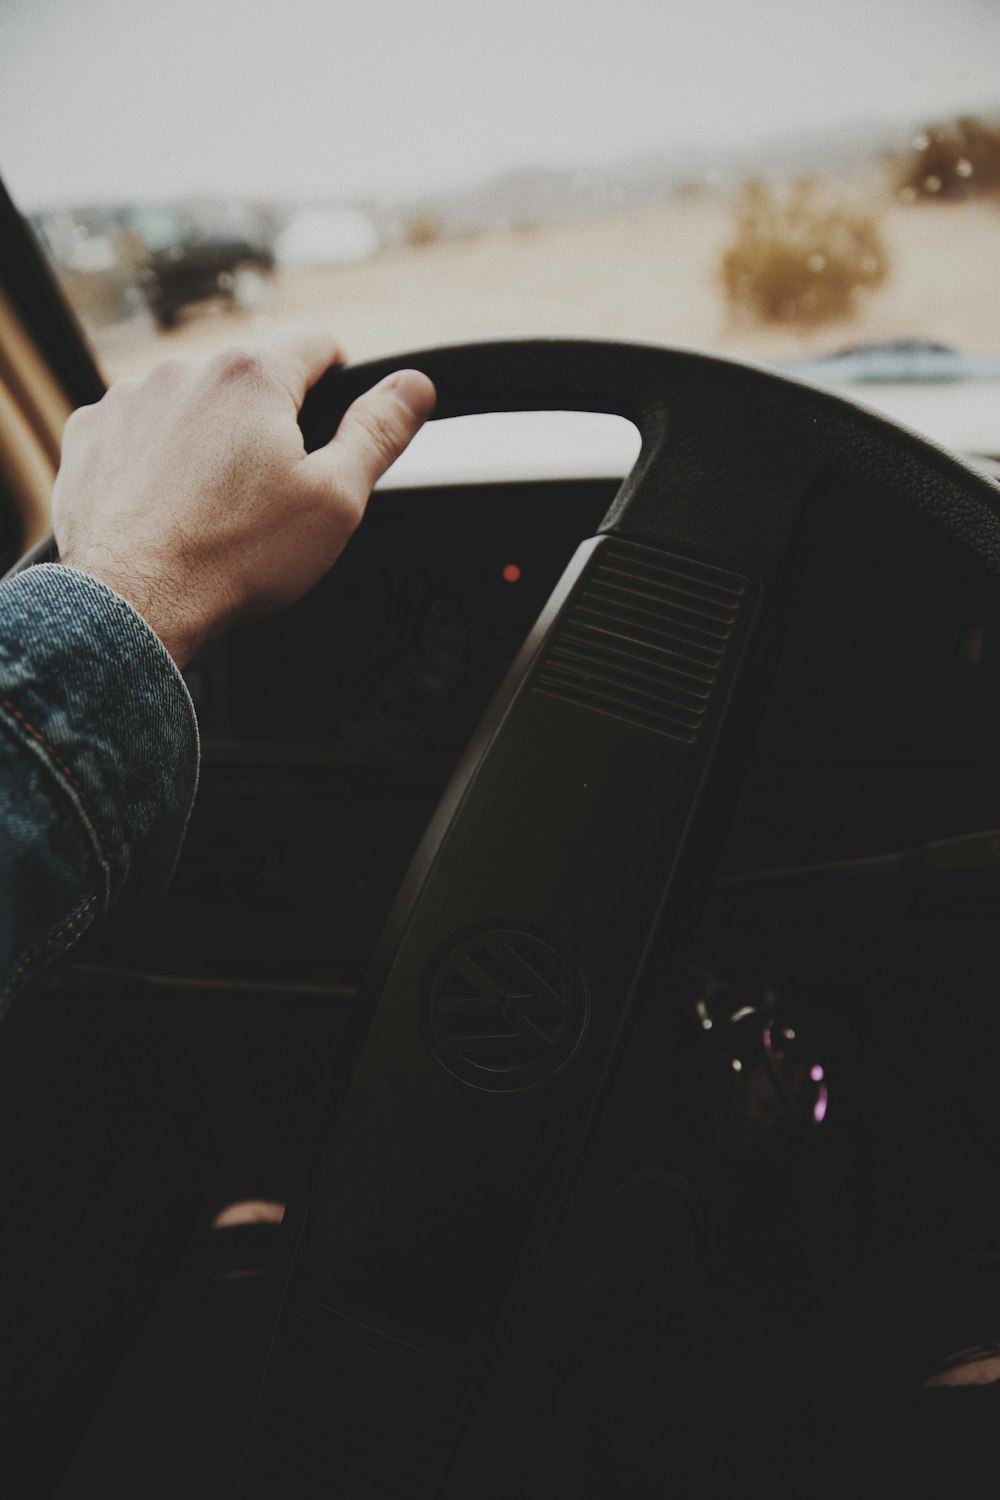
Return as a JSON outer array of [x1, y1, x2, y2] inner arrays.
[[253, 322, 349, 402], [305, 368, 436, 502]]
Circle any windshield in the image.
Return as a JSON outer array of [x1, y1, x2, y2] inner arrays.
[[2, 0, 1000, 451]]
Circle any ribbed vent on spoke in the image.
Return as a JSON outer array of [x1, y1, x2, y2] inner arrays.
[[533, 541, 748, 744]]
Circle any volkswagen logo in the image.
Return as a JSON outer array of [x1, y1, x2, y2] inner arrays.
[[425, 928, 589, 1091]]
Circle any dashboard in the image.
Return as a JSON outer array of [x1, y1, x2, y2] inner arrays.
[[191, 479, 611, 754], [86, 450, 1000, 1003]]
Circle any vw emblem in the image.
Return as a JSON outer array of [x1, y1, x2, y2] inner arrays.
[[425, 928, 588, 1091]]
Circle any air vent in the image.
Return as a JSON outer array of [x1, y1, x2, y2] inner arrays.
[[533, 540, 748, 743]]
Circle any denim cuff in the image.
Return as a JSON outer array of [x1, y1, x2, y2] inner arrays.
[[0, 563, 200, 907]]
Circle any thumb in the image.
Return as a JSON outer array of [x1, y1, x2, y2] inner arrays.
[[305, 368, 436, 500]]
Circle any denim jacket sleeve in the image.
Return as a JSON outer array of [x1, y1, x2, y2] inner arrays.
[[0, 563, 199, 1017]]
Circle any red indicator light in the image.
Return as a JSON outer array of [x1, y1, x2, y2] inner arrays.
[[502, 564, 522, 584]]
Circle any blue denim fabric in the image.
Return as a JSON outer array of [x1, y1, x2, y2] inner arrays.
[[0, 563, 199, 1016]]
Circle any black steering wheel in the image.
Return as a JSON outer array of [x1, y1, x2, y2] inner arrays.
[[234, 339, 1000, 1497]]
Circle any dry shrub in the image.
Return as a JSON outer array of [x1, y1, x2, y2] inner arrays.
[[404, 212, 443, 248], [897, 115, 1000, 202], [719, 180, 890, 327]]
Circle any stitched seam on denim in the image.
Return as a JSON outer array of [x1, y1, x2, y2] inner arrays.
[[64, 571, 204, 888], [0, 694, 113, 872], [0, 703, 112, 910], [2, 694, 88, 795], [2, 569, 198, 906], [26, 564, 201, 770], [0, 895, 98, 1012], [43, 567, 202, 839]]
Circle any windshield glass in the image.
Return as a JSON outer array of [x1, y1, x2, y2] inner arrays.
[[2, 0, 1000, 450]]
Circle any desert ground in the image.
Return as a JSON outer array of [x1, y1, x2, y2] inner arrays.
[[90, 187, 1000, 386]]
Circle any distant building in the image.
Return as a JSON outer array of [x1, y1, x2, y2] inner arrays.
[[274, 207, 379, 267]]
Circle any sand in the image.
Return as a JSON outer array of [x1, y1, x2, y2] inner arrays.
[[90, 190, 1000, 384]]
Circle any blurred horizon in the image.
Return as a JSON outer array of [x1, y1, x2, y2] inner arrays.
[[6, 0, 1000, 456], [2, 0, 999, 208]]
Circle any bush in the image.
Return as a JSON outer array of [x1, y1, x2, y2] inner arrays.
[[897, 115, 1000, 201], [404, 212, 443, 248], [719, 180, 890, 327]]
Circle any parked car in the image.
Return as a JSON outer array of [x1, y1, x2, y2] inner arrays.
[[124, 204, 275, 328], [781, 337, 1000, 384]]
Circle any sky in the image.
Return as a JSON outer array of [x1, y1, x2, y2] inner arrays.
[[1, 0, 998, 207]]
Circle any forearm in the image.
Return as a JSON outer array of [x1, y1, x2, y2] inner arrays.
[[0, 564, 199, 1016]]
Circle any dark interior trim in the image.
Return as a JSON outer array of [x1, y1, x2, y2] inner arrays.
[[0, 176, 105, 408]]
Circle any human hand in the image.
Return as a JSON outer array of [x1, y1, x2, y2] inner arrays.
[[52, 325, 436, 668]]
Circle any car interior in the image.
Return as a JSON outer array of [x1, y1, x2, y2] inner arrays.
[[6, 140, 1000, 1500], [5, 158, 1000, 1494]]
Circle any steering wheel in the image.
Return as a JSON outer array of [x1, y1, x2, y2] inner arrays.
[[235, 338, 1000, 1495]]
